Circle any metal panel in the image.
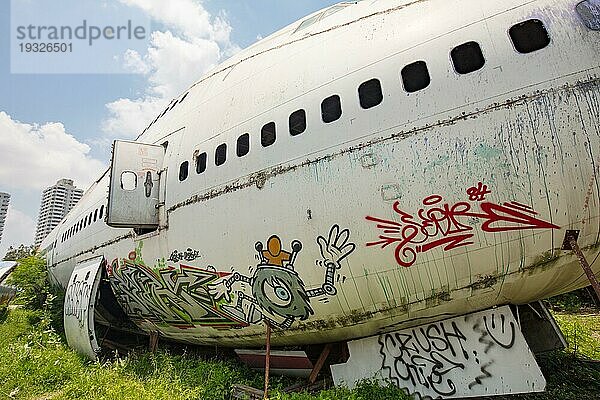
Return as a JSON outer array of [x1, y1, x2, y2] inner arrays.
[[331, 306, 545, 398], [64, 257, 104, 360], [107, 140, 164, 228], [0, 261, 17, 284]]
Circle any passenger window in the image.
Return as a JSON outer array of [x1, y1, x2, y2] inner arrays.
[[261, 122, 276, 147], [196, 152, 207, 174], [451, 41, 485, 74], [509, 19, 550, 54], [237, 133, 250, 157], [289, 110, 307, 136], [576, 0, 600, 30], [358, 79, 383, 109], [120, 171, 137, 191], [179, 161, 189, 181], [215, 143, 227, 166], [94, 209, 98, 222], [321, 95, 342, 123], [99, 205, 104, 219], [401, 61, 431, 93]]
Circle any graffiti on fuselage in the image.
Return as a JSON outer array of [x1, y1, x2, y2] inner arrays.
[[366, 183, 560, 268], [167, 248, 200, 263], [108, 225, 356, 330], [109, 242, 245, 329]]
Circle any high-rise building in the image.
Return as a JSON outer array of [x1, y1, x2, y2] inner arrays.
[[34, 179, 84, 247], [0, 192, 10, 246]]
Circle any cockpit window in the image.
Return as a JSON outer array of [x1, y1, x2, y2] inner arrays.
[[509, 19, 550, 54], [577, 0, 600, 30], [293, 4, 349, 33]]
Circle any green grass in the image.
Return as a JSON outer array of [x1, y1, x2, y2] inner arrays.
[[553, 313, 600, 359], [0, 309, 409, 400], [0, 309, 266, 400], [1, 306, 598, 400]]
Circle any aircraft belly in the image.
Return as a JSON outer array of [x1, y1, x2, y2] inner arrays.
[[105, 78, 600, 346]]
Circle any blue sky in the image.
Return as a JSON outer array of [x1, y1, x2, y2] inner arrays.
[[0, 0, 338, 255]]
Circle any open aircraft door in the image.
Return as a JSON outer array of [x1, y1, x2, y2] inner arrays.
[[106, 140, 165, 229], [64, 256, 105, 360]]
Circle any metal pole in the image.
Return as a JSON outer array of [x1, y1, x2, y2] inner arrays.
[[264, 323, 271, 400], [568, 236, 600, 301]]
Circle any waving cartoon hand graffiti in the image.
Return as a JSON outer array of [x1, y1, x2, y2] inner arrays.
[[366, 183, 559, 268], [209, 225, 356, 329], [109, 225, 356, 331]]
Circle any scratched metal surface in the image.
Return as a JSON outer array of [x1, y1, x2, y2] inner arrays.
[[42, 0, 600, 347]]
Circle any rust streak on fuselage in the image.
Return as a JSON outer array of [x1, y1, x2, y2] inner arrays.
[[167, 76, 600, 215]]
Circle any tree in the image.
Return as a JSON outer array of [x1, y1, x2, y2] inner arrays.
[[3, 244, 36, 261]]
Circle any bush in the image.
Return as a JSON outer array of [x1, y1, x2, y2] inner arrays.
[[7, 255, 49, 310], [6, 255, 65, 334]]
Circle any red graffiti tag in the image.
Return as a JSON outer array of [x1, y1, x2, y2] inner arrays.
[[366, 183, 559, 268]]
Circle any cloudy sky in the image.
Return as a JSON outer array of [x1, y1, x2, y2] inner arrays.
[[0, 0, 338, 256]]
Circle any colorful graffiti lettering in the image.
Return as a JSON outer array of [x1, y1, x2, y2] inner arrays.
[[109, 242, 246, 329], [366, 183, 559, 268], [109, 225, 356, 330]]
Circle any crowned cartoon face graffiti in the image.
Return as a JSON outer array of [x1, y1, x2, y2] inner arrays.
[[209, 225, 356, 329]]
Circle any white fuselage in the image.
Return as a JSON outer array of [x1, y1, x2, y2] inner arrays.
[[43, 0, 600, 346]]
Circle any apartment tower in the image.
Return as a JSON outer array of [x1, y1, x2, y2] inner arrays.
[[34, 179, 83, 247], [0, 192, 9, 246]]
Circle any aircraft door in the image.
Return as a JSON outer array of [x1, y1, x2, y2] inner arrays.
[[64, 256, 104, 360], [106, 140, 165, 228]]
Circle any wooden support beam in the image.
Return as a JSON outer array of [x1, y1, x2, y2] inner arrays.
[[308, 343, 332, 384], [149, 331, 159, 352]]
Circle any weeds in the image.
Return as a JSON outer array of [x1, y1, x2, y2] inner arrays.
[[1, 255, 597, 399]]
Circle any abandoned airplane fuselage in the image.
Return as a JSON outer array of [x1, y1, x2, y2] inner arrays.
[[41, 0, 598, 361]]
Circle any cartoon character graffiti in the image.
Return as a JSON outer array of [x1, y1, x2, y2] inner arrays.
[[209, 225, 356, 329]]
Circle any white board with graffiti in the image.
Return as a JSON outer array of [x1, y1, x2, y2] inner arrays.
[[331, 306, 545, 399]]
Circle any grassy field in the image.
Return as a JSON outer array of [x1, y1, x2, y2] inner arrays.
[[0, 307, 598, 400], [0, 258, 598, 399], [0, 308, 411, 400]]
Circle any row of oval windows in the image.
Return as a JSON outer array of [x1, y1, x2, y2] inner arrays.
[[177, 18, 554, 182], [61, 205, 105, 243]]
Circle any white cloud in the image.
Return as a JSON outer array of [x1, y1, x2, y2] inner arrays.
[[102, 0, 239, 139], [117, 0, 233, 44], [0, 112, 106, 192], [0, 206, 37, 256], [102, 96, 168, 139]]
